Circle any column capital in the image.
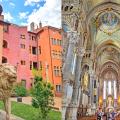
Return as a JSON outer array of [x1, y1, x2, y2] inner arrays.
[[78, 47, 85, 57], [67, 31, 79, 44], [89, 70, 96, 78]]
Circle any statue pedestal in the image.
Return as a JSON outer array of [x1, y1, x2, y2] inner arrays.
[[106, 106, 114, 112], [91, 104, 96, 115], [86, 104, 92, 115]]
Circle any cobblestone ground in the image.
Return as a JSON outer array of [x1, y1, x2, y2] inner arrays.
[[0, 110, 24, 120]]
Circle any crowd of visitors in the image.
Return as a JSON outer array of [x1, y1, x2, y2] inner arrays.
[[97, 108, 120, 120]]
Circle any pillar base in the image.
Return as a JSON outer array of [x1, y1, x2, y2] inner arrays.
[[86, 104, 92, 115], [66, 104, 78, 120], [91, 104, 96, 115]]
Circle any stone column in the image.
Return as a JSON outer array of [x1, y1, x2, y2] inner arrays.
[[113, 80, 117, 108], [62, 31, 79, 79], [62, 31, 80, 120], [62, 80, 73, 120], [66, 47, 85, 120], [89, 70, 96, 114], [103, 81, 107, 108]]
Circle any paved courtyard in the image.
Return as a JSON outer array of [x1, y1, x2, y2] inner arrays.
[[10, 96, 62, 111], [0, 110, 24, 120]]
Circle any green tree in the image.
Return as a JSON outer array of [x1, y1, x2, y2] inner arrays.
[[31, 76, 54, 120]]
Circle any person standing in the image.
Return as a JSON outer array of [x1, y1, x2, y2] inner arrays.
[[97, 108, 104, 120]]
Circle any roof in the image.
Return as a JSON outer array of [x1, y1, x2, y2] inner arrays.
[[29, 26, 62, 34], [0, 20, 10, 25]]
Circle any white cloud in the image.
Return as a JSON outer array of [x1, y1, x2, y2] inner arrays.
[[24, 0, 44, 6], [9, 2, 15, 7], [27, 0, 61, 29], [20, 22, 28, 26], [19, 12, 29, 19], [3, 12, 13, 22]]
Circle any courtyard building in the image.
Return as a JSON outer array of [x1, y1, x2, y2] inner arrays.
[[0, 11, 62, 97]]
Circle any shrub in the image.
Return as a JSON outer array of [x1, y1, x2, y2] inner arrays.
[[14, 85, 27, 97]]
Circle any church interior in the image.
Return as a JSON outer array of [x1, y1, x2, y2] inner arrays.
[[62, 0, 120, 120]]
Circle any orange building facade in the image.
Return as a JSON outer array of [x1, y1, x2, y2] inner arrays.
[[37, 26, 62, 96]]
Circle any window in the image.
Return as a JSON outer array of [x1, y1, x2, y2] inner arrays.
[[51, 38, 54, 44], [20, 44, 25, 49], [32, 35, 36, 41], [29, 34, 31, 40], [94, 80, 96, 88], [52, 50, 62, 59], [30, 61, 32, 70], [60, 40, 62, 46], [52, 38, 57, 45], [39, 61, 42, 70], [3, 25, 9, 32], [56, 85, 61, 92], [56, 66, 59, 76], [39, 46, 41, 54], [20, 34, 25, 39], [94, 95, 96, 103], [58, 51, 62, 58], [54, 66, 57, 76], [54, 39, 57, 45], [57, 39, 60, 45], [21, 60, 26, 65], [51, 38, 62, 46], [32, 47, 37, 55], [52, 50, 55, 58], [21, 79, 26, 88], [3, 40, 8, 48], [2, 57, 7, 63], [29, 34, 36, 41], [33, 62, 38, 69], [54, 66, 61, 76], [29, 46, 31, 54]]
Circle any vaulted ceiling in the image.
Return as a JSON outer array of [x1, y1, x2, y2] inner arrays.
[[86, 0, 120, 74], [87, 0, 120, 11]]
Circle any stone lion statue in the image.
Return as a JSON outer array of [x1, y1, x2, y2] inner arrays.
[[0, 63, 17, 120]]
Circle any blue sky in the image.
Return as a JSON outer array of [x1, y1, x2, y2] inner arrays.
[[0, 0, 61, 29]]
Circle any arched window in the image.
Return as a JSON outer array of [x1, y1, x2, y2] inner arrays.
[[3, 40, 8, 48], [2, 57, 7, 63]]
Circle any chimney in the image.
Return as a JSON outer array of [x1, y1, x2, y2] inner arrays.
[[30, 22, 35, 31], [39, 21, 42, 28]]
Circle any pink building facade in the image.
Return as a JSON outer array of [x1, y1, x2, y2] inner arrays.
[[2, 22, 62, 97], [3, 23, 37, 89]]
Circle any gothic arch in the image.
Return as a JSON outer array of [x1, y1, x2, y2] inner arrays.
[[86, 2, 120, 25], [96, 42, 120, 57]]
